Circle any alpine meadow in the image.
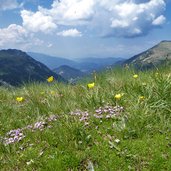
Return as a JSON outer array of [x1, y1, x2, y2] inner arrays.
[[1, 65, 171, 170]]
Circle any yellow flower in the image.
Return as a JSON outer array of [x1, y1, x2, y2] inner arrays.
[[87, 82, 95, 89], [47, 76, 54, 83], [50, 91, 55, 95], [16, 97, 24, 102], [114, 93, 124, 100], [133, 74, 138, 78], [139, 96, 145, 100]]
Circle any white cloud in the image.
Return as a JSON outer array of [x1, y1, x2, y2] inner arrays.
[[152, 15, 166, 25], [21, 10, 57, 33], [0, 24, 28, 46], [101, 0, 166, 37], [0, 24, 43, 49], [57, 29, 82, 37], [0, 0, 20, 10], [16, 0, 168, 37], [50, 0, 95, 25]]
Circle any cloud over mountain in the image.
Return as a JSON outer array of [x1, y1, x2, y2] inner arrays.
[[0, 24, 43, 49], [0, 24, 28, 46]]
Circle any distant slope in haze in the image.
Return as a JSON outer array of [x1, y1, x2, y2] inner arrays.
[[28, 52, 124, 72], [28, 52, 77, 70], [53, 65, 86, 81], [74, 57, 125, 72]]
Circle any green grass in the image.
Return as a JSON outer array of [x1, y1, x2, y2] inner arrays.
[[0, 66, 171, 170]]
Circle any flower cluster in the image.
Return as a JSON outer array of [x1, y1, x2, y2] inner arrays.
[[26, 115, 58, 132], [70, 110, 89, 126], [94, 105, 124, 119], [47, 114, 58, 122], [70, 105, 124, 126], [3, 128, 25, 145], [3, 115, 58, 145], [27, 121, 47, 131]]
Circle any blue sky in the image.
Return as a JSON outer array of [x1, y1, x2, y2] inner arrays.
[[0, 0, 170, 59]]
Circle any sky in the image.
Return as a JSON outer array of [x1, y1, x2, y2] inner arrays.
[[0, 0, 171, 59]]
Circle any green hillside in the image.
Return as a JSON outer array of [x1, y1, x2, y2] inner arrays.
[[125, 41, 171, 69], [0, 66, 171, 170]]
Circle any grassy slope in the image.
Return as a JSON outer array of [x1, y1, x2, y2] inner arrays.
[[0, 66, 171, 170]]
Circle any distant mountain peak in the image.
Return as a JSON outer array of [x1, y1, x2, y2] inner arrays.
[[1, 49, 26, 56], [160, 40, 171, 43], [28, 52, 124, 73]]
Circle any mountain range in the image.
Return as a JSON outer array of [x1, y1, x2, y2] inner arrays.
[[0, 49, 65, 86], [28, 52, 76, 70], [28, 52, 124, 72], [0, 40, 171, 86]]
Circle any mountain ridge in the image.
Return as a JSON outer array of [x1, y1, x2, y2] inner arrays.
[[0, 49, 65, 86], [124, 41, 171, 69], [28, 52, 124, 72], [28, 52, 77, 70]]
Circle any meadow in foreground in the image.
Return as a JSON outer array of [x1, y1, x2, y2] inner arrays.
[[0, 67, 171, 170]]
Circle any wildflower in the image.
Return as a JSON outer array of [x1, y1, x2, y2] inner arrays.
[[33, 121, 46, 130], [114, 93, 124, 100], [47, 76, 54, 83], [133, 74, 138, 78], [87, 82, 95, 89], [40, 91, 45, 95], [114, 139, 120, 143], [4, 129, 25, 145], [50, 91, 55, 95], [142, 82, 147, 86], [26, 159, 34, 165], [139, 96, 145, 100], [155, 72, 159, 77], [16, 97, 24, 102], [47, 115, 58, 122]]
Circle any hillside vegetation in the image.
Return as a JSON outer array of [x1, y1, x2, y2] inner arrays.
[[0, 66, 171, 170], [125, 41, 171, 69], [0, 49, 65, 86]]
